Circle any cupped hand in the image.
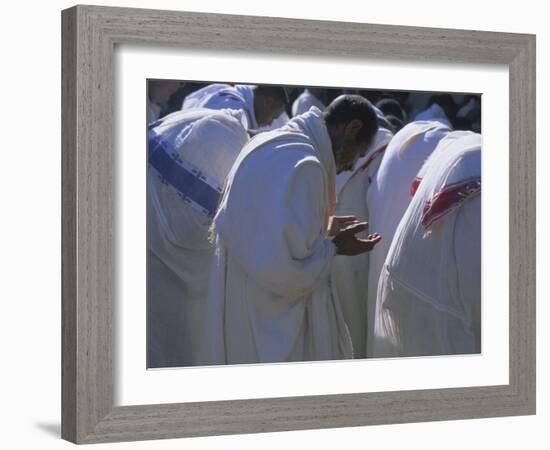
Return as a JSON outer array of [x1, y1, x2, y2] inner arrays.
[[332, 222, 382, 256], [327, 215, 362, 236]]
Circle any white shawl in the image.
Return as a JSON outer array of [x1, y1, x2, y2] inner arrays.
[[373, 132, 481, 357], [199, 107, 352, 365], [413, 104, 452, 128], [292, 90, 326, 117], [147, 108, 248, 366], [364, 121, 451, 355], [331, 126, 393, 358], [181, 84, 258, 129]]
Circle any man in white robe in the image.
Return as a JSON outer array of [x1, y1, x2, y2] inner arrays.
[[414, 103, 451, 128], [181, 83, 288, 131], [365, 120, 451, 356], [331, 125, 393, 358], [292, 88, 326, 117], [199, 95, 382, 365], [373, 132, 481, 357], [413, 94, 458, 129], [147, 108, 249, 367]]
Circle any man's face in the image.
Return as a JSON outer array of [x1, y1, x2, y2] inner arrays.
[[331, 120, 371, 174], [254, 94, 286, 127]]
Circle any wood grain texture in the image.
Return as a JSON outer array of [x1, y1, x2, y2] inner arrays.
[[61, 4, 536, 444], [508, 35, 536, 412], [62, 5, 115, 443], [61, 6, 77, 443]]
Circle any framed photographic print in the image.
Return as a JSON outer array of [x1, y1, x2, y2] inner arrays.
[[61, 4, 536, 444]]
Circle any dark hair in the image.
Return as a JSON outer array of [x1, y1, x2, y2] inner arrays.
[[385, 114, 404, 133], [427, 94, 458, 119], [254, 85, 288, 104], [375, 98, 406, 122], [323, 95, 378, 145], [450, 115, 472, 131]]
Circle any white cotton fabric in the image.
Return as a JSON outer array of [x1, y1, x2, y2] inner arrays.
[[181, 83, 258, 129], [256, 111, 290, 132], [292, 90, 326, 117], [335, 127, 394, 195], [364, 120, 451, 356], [331, 126, 393, 358], [414, 103, 452, 128], [147, 108, 249, 367], [199, 106, 353, 365], [373, 132, 481, 357]]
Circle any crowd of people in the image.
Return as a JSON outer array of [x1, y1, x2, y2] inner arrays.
[[146, 81, 482, 368]]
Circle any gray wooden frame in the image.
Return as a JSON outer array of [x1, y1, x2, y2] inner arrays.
[[61, 4, 536, 444]]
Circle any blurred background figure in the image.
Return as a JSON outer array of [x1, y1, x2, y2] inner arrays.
[[385, 115, 405, 132], [181, 83, 289, 131], [413, 93, 458, 128], [375, 97, 407, 124], [147, 79, 182, 124], [456, 95, 482, 132], [292, 87, 327, 116]]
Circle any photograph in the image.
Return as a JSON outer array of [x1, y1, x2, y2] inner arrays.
[[146, 80, 482, 368], [55, 3, 536, 444]]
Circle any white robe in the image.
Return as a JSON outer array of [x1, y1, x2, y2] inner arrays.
[[255, 111, 290, 132], [181, 84, 258, 129], [364, 121, 451, 356], [331, 127, 393, 358], [373, 132, 481, 357], [199, 106, 353, 365], [292, 90, 326, 117], [147, 108, 249, 367]]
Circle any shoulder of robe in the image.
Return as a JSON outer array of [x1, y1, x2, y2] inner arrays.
[[260, 138, 319, 163], [278, 146, 323, 172], [234, 142, 324, 195], [252, 142, 324, 182], [285, 155, 327, 193]]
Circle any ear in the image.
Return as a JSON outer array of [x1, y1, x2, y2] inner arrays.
[[344, 119, 363, 138]]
